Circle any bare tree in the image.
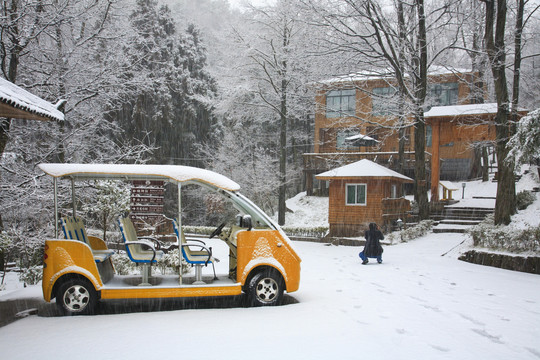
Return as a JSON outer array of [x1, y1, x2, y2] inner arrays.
[[303, 0, 462, 220], [230, 0, 315, 225], [480, 0, 537, 225]]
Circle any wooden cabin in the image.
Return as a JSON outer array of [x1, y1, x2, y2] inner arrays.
[[316, 159, 413, 237], [304, 67, 496, 198]]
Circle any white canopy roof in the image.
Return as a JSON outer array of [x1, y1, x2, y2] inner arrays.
[[316, 159, 413, 182], [0, 77, 65, 122], [39, 163, 241, 191]]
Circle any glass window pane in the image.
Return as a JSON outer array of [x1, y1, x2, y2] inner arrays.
[[372, 87, 397, 116], [326, 89, 356, 118], [346, 185, 356, 204], [357, 185, 366, 204]]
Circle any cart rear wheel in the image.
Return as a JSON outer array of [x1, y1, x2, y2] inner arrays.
[[56, 278, 97, 315]]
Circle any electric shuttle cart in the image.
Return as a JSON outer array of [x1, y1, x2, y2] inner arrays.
[[40, 163, 301, 315]]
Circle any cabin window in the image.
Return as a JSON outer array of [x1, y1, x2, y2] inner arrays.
[[326, 89, 356, 118], [428, 82, 458, 106], [346, 184, 367, 206], [372, 87, 398, 116]]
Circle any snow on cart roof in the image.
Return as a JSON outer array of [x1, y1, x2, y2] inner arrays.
[[38, 163, 241, 191], [0, 77, 65, 122], [316, 159, 413, 182]]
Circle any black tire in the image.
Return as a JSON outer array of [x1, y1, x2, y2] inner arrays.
[[56, 278, 97, 315], [247, 269, 284, 307]]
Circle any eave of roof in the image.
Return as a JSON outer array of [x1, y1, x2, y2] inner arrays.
[[316, 159, 413, 182], [0, 78, 65, 122]]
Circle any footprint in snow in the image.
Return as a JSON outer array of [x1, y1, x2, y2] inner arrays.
[[471, 328, 504, 344], [430, 344, 450, 352]]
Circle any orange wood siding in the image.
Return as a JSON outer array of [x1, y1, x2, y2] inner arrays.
[[314, 72, 482, 156], [328, 178, 388, 228]]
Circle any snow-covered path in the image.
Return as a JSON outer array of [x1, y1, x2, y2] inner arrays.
[[1, 234, 539, 359]]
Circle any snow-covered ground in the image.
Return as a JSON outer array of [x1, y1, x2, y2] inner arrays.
[[1, 234, 539, 359], [1, 168, 539, 359]]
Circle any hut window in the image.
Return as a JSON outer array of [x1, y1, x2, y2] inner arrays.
[[346, 184, 367, 205], [326, 89, 356, 118]]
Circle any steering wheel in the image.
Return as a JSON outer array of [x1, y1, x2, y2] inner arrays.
[[151, 239, 161, 250], [209, 222, 226, 239]]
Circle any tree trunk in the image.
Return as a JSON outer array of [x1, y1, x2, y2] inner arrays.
[[413, 0, 430, 220], [484, 0, 515, 225], [278, 75, 287, 226]]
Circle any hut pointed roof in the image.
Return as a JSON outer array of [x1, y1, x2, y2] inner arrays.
[[316, 159, 413, 182]]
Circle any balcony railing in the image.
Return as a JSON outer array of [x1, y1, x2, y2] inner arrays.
[[303, 151, 431, 173]]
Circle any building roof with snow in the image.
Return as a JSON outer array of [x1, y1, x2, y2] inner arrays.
[[316, 159, 413, 182], [317, 65, 472, 85], [425, 103, 527, 118], [0, 77, 65, 122]]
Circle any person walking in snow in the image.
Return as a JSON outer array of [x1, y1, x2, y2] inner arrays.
[[359, 222, 384, 264]]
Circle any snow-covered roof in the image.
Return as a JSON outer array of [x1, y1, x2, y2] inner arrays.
[[0, 77, 64, 122], [424, 103, 500, 118], [316, 159, 413, 182], [318, 65, 472, 85], [38, 163, 241, 191], [345, 133, 379, 142]]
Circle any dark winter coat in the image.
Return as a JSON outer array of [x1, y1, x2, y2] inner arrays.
[[363, 223, 384, 257]]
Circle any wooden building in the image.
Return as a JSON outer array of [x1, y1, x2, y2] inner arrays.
[[316, 159, 413, 237], [303, 67, 502, 200]]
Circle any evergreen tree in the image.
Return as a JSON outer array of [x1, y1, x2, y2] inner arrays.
[[110, 0, 217, 166]]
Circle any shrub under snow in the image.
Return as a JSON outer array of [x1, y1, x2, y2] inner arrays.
[[385, 220, 435, 244], [469, 214, 540, 254]]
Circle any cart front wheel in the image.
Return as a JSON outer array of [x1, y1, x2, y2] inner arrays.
[[247, 269, 284, 307]]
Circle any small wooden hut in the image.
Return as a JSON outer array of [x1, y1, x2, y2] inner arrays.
[[316, 159, 413, 237]]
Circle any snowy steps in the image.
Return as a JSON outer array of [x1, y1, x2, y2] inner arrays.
[[431, 206, 493, 233]]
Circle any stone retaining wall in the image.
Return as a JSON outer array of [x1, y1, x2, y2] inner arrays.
[[459, 250, 540, 275]]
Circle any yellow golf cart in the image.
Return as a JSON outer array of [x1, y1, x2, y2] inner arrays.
[[39, 163, 301, 315]]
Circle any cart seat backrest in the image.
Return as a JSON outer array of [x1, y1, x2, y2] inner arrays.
[[172, 219, 213, 263], [60, 216, 114, 263], [61, 216, 89, 244], [117, 215, 139, 244], [117, 214, 164, 263]]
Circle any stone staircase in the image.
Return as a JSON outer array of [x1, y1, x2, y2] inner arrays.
[[431, 206, 494, 233]]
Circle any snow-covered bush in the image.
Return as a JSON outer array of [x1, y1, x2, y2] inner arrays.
[[0, 231, 12, 268], [508, 108, 540, 168], [19, 265, 42, 285], [516, 190, 536, 210], [469, 215, 540, 253], [81, 180, 130, 240], [113, 251, 191, 275], [112, 252, 136, 275], [156, 251, 191, 275], [183, 226, 217, 236], [281, 226, 329, 238], [385, 220, 435, 244]]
